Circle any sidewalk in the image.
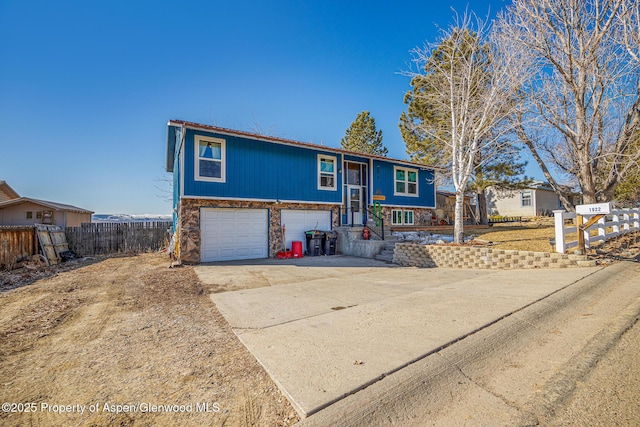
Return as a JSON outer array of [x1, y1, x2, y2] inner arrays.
[[206, 260, 602, 417]]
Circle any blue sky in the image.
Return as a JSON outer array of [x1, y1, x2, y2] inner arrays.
[[0, 0, 523, 215]]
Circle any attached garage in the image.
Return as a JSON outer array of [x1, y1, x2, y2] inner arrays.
[[200, 208, 268, 262], [281, 209, 332, 251]]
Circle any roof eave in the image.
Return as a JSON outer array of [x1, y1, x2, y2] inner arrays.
[[0, 197, 93, 214], [0, 181, 20, 199], [167, 119, 445, 172]]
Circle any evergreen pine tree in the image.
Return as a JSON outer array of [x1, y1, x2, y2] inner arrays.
[[341, 111, 387, 156]]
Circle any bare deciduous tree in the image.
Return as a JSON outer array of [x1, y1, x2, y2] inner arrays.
[[620, 1, 640, 62], [496, 0, 640, 207], [406, 11, 528, 243]]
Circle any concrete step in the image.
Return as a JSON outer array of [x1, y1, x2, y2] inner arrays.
[[375, 247, 396, 263], [375, 252, 394, 263]]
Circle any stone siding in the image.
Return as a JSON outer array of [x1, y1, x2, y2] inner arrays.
[[377, 207, 434, 227], [393, 243, 596, 269], [178, 199, 340, 263]]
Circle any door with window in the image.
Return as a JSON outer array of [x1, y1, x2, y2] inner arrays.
[[347, 186, 363, 225], [344, 162, 367, 225]]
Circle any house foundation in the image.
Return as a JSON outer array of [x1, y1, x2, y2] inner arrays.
[[177, 198, 340, 263]]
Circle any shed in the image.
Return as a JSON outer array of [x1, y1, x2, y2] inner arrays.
[[435, 191, 477, 225]]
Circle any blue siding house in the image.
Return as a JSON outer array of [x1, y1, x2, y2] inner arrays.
[[166, 120, 437, 263]]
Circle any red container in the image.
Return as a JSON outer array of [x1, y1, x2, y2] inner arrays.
[[291, 241, 304, 258], [276, 251, 293, 259]]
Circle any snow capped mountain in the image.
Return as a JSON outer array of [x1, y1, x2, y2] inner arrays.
[[92, 214, 172, 223]]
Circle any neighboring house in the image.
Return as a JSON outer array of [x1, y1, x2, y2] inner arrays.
[[485, 182, 564, 217], [0, 180, 20, 202], [166, 120, 438, 263], [0, 181, 93, 227]]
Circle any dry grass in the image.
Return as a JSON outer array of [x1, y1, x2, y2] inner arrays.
[[470, 225, 556, 252], [461, 219, 557, 252]]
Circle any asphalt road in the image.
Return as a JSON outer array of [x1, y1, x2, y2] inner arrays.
[[548, 315, 640, 426], [296, 261, 640, 426]]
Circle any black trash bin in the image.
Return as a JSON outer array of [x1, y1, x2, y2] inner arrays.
[[305, 230, 324, 256], [324, 230, 337, 255]]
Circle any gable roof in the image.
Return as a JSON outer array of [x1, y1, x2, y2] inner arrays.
[[0, 180, 20, 200], [166, 119, 444, 173], [0, 197, 93, 214]]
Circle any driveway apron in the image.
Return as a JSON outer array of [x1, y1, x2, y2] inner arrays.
[[198, 258, 601, 417]]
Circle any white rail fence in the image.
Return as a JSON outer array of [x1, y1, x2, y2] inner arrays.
[[553, 208, 640, 254]]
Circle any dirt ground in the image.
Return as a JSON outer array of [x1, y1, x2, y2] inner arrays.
[[0, 253, 299, 427]]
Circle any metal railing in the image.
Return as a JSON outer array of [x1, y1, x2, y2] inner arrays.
[[339, 206, 367, 227], [366, 206, 385, 240], [338, 206, 385, 241]]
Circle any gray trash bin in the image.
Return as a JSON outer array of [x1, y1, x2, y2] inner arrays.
[[305, 230, 324, 256], [324, 230, 337, 255]]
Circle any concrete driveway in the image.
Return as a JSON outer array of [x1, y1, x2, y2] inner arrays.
[[194, 256, 602, 418]]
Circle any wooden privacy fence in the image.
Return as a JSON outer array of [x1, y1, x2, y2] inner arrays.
[[65, 222, 172, 256], [0, 226, 38, 269], [553, 208, 640, 254]]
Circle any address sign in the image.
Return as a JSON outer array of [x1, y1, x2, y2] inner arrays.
[[575, 202, 611, 215]]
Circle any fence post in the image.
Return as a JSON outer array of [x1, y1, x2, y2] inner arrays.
[[612, 212, 620, 237], [597, 215, 606, 238], [622, 209, 630, 233], [553, 210, 566, 254], [576, 214, 587, 252]]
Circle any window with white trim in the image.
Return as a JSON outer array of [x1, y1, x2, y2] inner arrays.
[[521, 190, 532, 207], [392, 209, 414, 225], [195, 136, 226, 182], [392, 209, 402, 225], [318, 155, 337, 190], [404, 210, 414, 225], [394, 166, 418, 196]]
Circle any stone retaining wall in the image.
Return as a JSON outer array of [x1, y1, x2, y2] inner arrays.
[[393, 243, 596, 269]]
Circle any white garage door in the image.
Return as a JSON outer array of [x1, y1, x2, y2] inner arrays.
[[281, 209, 331, 251], [200, 208, 268, 262]]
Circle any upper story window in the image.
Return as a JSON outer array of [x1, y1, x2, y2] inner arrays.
[[195, 136, 226, 182], [318, 155, 337, 191], [394, 166, 418, 196], [521, 190, 532, 207]]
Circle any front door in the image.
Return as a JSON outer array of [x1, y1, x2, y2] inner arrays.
[[347, 185, 363, 225]]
